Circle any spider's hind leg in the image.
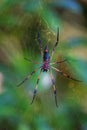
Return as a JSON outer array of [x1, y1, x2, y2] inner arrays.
[[31, 69, 42, 104], [51, 66, 82, 82], [17, 67, 40, 87], [50, 70, 58, 107]]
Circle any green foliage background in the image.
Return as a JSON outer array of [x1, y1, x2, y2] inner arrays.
[[0, 0, 87, 130]]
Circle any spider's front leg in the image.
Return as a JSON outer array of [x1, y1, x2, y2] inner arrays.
[[51, 28, 59, 60], [37, 30, 43, 57], [50, 70, 58, 107], [24, 57, 42, 64], [31, 69, 42, 104], [50, 59, 67, 65]]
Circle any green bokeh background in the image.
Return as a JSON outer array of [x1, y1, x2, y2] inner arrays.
[[0, 0, 87, 130]]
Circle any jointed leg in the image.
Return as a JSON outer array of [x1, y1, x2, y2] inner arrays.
[[50, 59, 67, 65], [37, 31, 43, 56], [50, 70, 58, 107], [51, 28, 59, 60], [17, 67, 41, 87], [31, 69, 42, 104], [24, 57, 41, 64], [51, 66, 82, 82]]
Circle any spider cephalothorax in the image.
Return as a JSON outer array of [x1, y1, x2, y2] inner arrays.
[[17, 28, 81, 107]]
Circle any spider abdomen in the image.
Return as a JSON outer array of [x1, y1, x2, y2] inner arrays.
[[43, 52, 50, 61], [43, 45, 50, 62]]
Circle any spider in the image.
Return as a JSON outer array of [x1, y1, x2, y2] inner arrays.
[[17, 28, 81, 107]]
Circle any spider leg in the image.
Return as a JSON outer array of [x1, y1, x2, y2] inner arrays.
[[17, 67, 41, 87], [24, 57, 41, 64], [50, 70, 58, 107], [51, 28, 59, 60], [31, 69, 42, 104], [37, 30, 43, 56], [51, 66, 82, 82], [50, 59, 67, 65]]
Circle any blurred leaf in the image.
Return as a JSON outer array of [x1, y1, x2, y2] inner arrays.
[[18, 124, 30, 130], [23, 0, 42, 13], [54, 100, 87, 130], [35, 116, 52, 130], [51, 0, 82, 14], [0, 0, 23, 11], [0, 15, 19, 27], [67, 58, 87, 83], [67, 37, 87, 48], [60, 37, 87, 51], [41, 7, 61, 30]]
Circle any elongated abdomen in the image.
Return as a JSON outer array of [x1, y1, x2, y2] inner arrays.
[[42, 45, 50, 72], [43, 52, 50, 61], [43, 45, 50, 61]]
